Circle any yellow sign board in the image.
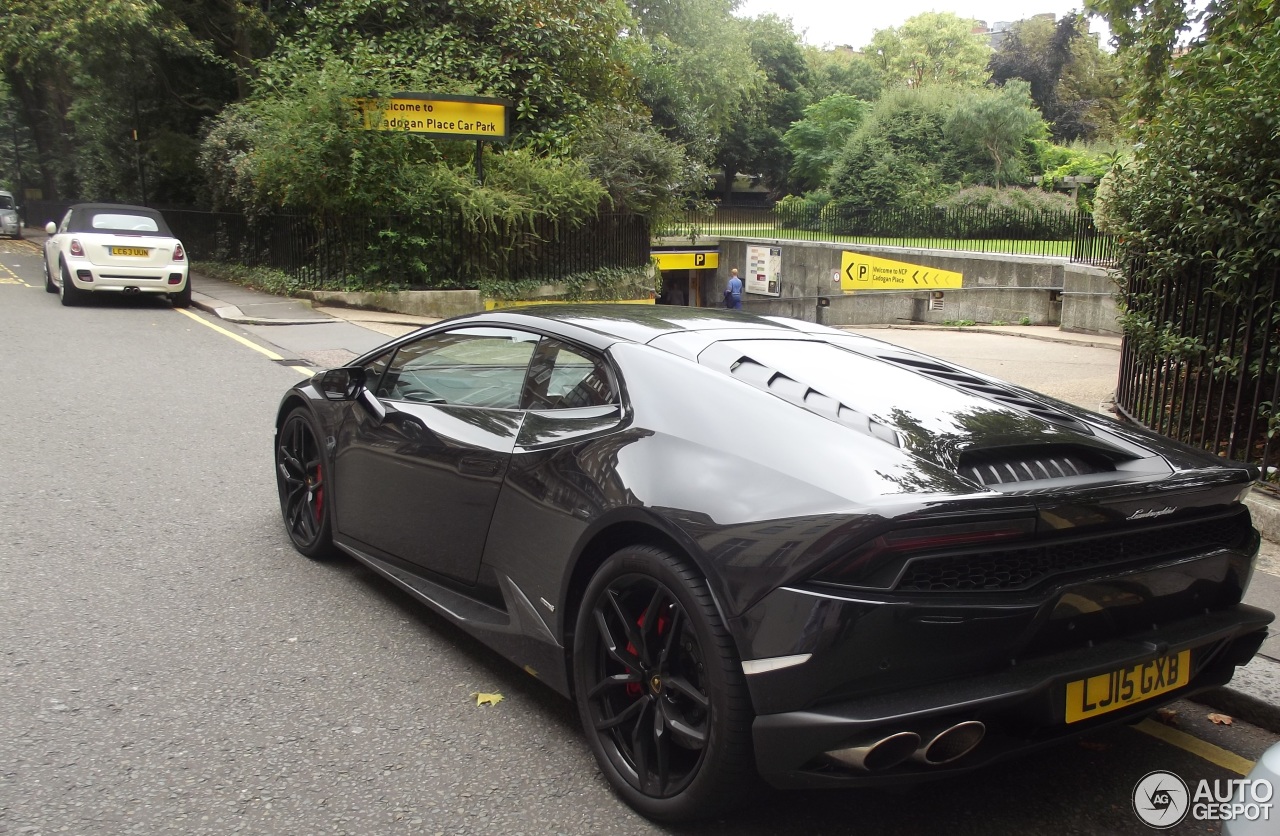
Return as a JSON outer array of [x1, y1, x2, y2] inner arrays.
[[359, 94, 509, 140], [653, 251, 719, 271], [840, 252, 963, 292]]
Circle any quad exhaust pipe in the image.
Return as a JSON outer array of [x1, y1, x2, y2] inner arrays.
[[825, 721, 986, 772], [825, 731, 922, 772], [912, 720, 986, 765]]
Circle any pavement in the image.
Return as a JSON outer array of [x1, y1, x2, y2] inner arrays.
[[186, 269, 1280, 732]]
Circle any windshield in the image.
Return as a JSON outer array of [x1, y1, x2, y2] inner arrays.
[[0, 196, 14, 210]]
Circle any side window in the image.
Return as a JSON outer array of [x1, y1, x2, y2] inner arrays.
[[375, 327, 538, 409], [523, 339, 617, 409], [361, 350, 393, 395]]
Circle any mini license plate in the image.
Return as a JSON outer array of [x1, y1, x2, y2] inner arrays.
[[110, 246, 149, 257], [1065, 650, 1191, 723]]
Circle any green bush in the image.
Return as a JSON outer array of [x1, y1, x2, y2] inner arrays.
[[776, 190, 832, 231], [938, 186, 1076, 213]]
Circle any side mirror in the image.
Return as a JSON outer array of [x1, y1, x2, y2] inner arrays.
[[318, 366, 366, 401], [44, 221, 57, 235]]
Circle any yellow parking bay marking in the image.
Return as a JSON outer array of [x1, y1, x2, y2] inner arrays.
[[0, 261, 32, 287], [1133, 718, 1255, 776]]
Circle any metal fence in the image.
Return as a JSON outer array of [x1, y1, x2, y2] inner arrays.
[[1116, 259, 1280, 483], [162, 209, 650, 289], [656, 205, 1118, 263]]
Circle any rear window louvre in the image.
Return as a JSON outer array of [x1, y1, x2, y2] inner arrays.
[[730, 356, 901, 446]]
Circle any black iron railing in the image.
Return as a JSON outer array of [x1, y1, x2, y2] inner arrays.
[[656, 205, 1118, 264], [162, 209, 650, 290], [1116, 259, 1280, 483]]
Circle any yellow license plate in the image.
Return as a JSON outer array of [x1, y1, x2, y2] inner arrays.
[[110, 246, 149, 257], [1065, 650, 1191, 723]]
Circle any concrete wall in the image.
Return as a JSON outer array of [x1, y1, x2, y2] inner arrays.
[[306, 288, 482, 319], [712, 238, 1068, 327], [298, 239, 1125, 337], [1061, 264, 1122, 335]]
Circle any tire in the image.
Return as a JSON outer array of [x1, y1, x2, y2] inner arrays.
[[44, 256, 56, 293], [58, 261, 82, 306], [170, 275, 192, 308], [572, 545, 756, 822], [275, 407, 336, 559]]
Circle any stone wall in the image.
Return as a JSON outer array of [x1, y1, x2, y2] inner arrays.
[[1061, 264, 1122, 335], [713, 238, 1070, 327]]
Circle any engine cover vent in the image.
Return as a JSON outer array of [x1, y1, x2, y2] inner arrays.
[[958, 452, 1112, 486], [877, 355, 1092, 434]]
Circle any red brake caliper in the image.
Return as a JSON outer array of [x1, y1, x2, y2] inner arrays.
[[625, 610, 668, 697], [313, 462, 324, 521]]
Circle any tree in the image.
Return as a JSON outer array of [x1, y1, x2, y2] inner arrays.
[[988, 13, 1121, 142], [572, 106, 709, 228], [713, 14, 811, 200], [782, 93, 868, 192], [1101, 0, 1280, 283], [802, 45, 881, 102], [1054, 26, 1124, 141], [866, 12, 992, 90], [278, 0, 635, 153], [0, 0, 267, 203], [627, 0, 758, 153], [827, 86, 956, 209], [946, 80, 1046, 187], [1086, 0, 1196, 118]]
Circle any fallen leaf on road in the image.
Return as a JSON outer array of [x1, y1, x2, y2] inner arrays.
[[1208, 712, 1234, 725], [1155, 707, 1180, 726], [471, 692, 503, 707]]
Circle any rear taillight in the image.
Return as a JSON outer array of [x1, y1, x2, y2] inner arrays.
[[173, 243, 185, 262], [70, 239, 84, 257], [813, 517, 1037, 587]]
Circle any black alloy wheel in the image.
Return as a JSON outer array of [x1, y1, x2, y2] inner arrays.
[[573, 546, 756, 822], [276, 407, 334, 558]]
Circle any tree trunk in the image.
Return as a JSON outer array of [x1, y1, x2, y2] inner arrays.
[[721, 165, 737, 206], [5, 72, 77, 201]]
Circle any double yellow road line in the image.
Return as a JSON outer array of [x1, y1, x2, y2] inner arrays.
[[175, 307, 314, 377]]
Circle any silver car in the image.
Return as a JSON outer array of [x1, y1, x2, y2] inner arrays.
[[0, 190, 20, 239]]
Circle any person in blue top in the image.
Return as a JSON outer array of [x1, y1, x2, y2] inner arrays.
[[725, 268, 743, 309]]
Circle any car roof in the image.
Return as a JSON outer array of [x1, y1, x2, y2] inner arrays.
[[64, 204, 173, 235], [494, 304, 821, 345], [67, 203, 164, 214]]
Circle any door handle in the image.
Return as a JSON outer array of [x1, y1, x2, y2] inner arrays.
[[459, 457, 500, 477]]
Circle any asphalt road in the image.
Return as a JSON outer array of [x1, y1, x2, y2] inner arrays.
[[0, 238, 1276, 835]]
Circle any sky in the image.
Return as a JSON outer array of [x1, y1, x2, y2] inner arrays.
[[733, 1, 1113, 50]]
